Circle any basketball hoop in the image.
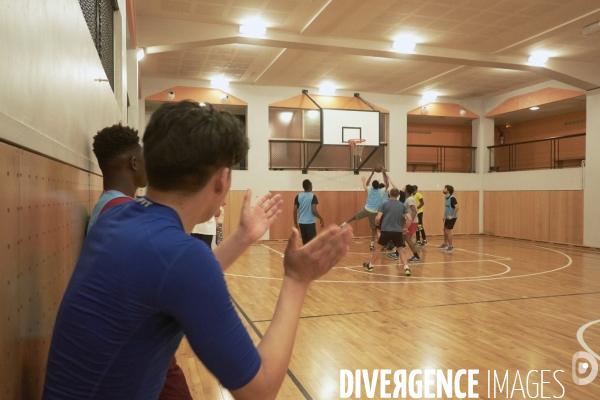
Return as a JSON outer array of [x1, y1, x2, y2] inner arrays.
[[348, 139, 366, 161]]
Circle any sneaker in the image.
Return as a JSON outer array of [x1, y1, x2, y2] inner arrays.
[[447, 246, 454, 252], [408, 256, 421, 263], [404, 267, 411, 276], [363, 263, 373, 272], [369, 244, 375, 251], [438, 244, 447, 249], [415, 241, 422, 246], [421, 240, 428, 246], [387, 252, 399, 260]]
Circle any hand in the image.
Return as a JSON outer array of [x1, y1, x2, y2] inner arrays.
[[238, 190, 283, 243], [283, 225, 353, 284], [319, 218, 325, 227], [447, 215, 453, 220]]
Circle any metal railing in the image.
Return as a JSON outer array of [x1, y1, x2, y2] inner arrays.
[[406, 145, 477, 173], [269, 139, 387, 173], [487, 133, 585, 172]]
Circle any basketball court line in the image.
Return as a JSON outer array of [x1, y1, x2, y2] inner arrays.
[[229, 295, 313, 400], [339, 260, 511, 280], [331, 258, 512, 269], [577, 319, 600, 361], [225, 244, 573, 285], [260, 244, 284, 257]]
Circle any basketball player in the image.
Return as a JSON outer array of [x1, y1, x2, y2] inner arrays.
[[340, 167, 388, 250], [216, 201, 225, 246], [293, 179, 324, 245], [363, 188, 412, 276], [43, 101, 353, 400], [84, 124, 192, 400], [403, 185, 421, 262], [440, 185, 459, 252], [191, 215, 217, 248], [413, 185, 427, 246]]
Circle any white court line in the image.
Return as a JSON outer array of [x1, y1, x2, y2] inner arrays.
[[331, 258, 512, 269], [341, 260, 511, 280], [577, 320, 600, 361], [453, 248, 510, 259], [225, 245, 572, 285], [260, 244, 284, 258]]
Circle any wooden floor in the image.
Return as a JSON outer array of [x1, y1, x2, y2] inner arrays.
[[176, 235, 600, 399]]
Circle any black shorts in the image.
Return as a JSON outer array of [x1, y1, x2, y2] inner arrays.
[[191, 233, 213, 247], [444, 218, 457, 230], [378, 231, 404, 248], [299, 223, 317, 245]]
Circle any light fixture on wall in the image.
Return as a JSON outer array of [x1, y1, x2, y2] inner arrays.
[[239, 20, 267, 37], [165, 90, 175, 100], [460, 108, 467, 116], [137, 48, 145, 61], [421, 106, 428, 114], [528, 51, 551, 66], [211, 76, 230, 90], [319, 82, 336, 95], [530, 106, 540, 110], [421, 91, 438, 103], [392, 35, 417, 53]]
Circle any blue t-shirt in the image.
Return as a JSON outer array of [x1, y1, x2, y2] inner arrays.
[[294, 192, 318, 224], [365, 187, 386, 212], [42, 197, 261, 400]]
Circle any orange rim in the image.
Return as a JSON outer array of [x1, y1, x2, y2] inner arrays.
[[348, 139, 365, 147]]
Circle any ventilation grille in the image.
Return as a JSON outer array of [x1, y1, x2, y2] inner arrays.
[[583, 21, 600, 36], [564, 119, 586, 126], [408, 130, 431, 135]]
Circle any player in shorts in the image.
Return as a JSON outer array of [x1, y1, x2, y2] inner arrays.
[[340, 167, 388, 250], [293, 179, 324, 245], [363, 188, 413, 276], [440, 185, 459, 252], [403, 185, 421, 262], [413, 185, 427, 246]]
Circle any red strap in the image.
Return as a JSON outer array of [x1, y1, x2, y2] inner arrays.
[[100, 197, 133, 215]]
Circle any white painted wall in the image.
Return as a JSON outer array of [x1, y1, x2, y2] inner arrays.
[[0, 0, 131, 174], [583, 88, 600, 247]]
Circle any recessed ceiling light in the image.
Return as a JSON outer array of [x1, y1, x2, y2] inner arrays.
[[319, 82, 336, 95], [530, 106, 540, 110], [392, 35, 418, 53], [210, 76, 230, 90], [239, 20, 267, 37], [528, 51, 551, 66], [422, 91, 438, 103], [137, 49, 145, 61]]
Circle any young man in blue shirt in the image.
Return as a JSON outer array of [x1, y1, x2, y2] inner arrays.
[[293, 179, 324, 245], [340, 167, 389, 250], [42, 101, 354, 400]]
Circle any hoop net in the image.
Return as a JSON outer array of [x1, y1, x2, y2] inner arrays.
[[348, 139, 366, 161]]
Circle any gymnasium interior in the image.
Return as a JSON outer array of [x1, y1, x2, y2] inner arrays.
[[2, 0, 600, 398]]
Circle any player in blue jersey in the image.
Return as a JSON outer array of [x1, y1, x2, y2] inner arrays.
[[42, 101, 353, 400], [293, 179, 324, 245], [340, 167, 389, 250]]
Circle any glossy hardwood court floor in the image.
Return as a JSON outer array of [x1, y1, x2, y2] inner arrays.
[[176, 235, 600, 399]]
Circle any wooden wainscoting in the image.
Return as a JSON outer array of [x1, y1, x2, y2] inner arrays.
[[267, 190, 480, 240], [483, 190, 583, 245], [0, 142, 101, 400]]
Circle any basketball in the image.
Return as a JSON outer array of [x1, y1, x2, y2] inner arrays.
[[374, 164, 384, 172]]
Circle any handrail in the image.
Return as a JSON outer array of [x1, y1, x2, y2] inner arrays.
[[268, 138, 321, 143], [487, 133, 585, 149], [408, 144, 477, 149]]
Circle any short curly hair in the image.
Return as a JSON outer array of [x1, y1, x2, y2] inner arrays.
[[92, 124, 141, 169], [143, 101, 249, 193]]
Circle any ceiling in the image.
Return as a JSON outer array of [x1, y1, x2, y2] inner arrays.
[[136, 0, 600, 98], [492, 96, 587, 124]]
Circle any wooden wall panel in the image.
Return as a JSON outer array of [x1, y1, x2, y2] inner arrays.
[[267, 190, 480, 240], [0, 143, 22, 399], [484, 190, 583, 245], [0, 141, 105, 399]]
